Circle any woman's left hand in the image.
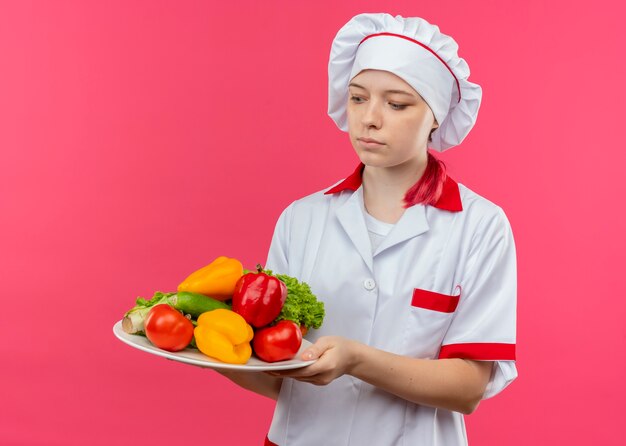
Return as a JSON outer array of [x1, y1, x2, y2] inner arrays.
[[265, 336, 360, 386]]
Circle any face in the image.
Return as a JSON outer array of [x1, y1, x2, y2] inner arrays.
[[346, 69, 438, 169]]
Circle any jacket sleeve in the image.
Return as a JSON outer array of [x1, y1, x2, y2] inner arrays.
[[438, 206, 518, 400], [264, 203, 295, 276]]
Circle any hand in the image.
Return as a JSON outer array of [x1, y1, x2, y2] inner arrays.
[[265, 336, 360, 386]]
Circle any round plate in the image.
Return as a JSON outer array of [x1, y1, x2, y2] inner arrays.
[[113, 320, 316, 371]]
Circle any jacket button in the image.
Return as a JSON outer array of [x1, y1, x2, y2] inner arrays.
[[363, 279, 376, 290]]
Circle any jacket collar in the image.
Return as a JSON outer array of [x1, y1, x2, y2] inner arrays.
[[324, 162, 463, 212]]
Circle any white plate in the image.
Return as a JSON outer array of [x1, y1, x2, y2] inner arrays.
[[113, 320, 317, 371]]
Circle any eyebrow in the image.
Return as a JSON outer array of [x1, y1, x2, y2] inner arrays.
[[348, 82, 416, 98]]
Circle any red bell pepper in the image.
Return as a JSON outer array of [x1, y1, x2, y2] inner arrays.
[[232, 265, 287, 328]]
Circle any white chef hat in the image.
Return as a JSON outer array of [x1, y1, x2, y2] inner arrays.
[[328, 13, 482, 151]]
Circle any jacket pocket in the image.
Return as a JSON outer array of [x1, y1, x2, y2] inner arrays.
[[411, 287, 460, 313], [402, 287, 460, 357]]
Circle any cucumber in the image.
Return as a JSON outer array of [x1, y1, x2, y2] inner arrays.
[[172, 291, 231, 318]]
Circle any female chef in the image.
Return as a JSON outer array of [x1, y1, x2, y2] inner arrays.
[[218, 13, 517, 446]]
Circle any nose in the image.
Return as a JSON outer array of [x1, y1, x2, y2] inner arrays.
[[361, 100, 382, 129]]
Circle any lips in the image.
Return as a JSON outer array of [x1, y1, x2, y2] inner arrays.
[[358, 137, 384, 144], [357, 137, 385, 150]]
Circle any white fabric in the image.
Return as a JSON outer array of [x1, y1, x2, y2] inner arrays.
[[264, 180, 517, 446], [328, 13, 483, 151], [363, 206, 395, 254]]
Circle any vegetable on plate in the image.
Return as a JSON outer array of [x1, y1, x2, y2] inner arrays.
[[267, 270, 325, 335], [177, 256, 243, 301], [232, 264, 287, 328], [120, 256, 326, 365], [253, 320, 303, 362], [144, 304, 194, 352], [194, 308, 254, 364]]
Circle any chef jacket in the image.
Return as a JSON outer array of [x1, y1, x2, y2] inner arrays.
[[264, 164, 517, 446]]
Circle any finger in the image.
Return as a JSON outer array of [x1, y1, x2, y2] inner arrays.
[[295, 376, 317, 384], [300, 337, 333, 361], [266, 369, 302, 378], [269, 363, 322, 379], [295, 374, 332, 386]]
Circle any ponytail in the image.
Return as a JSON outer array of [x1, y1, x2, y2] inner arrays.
[[403, 152, 447, 208]]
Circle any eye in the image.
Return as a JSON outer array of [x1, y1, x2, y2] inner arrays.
[[389, 103, 407, 110], [349, 95, 365, 103]]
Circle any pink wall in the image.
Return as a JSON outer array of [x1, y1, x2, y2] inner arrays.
[[1, 1, 624, 444]]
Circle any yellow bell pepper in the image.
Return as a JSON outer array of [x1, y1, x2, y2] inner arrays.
[[194, 309, 254, 364], [178, 256, 243, 301]]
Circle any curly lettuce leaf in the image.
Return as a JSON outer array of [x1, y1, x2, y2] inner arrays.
[[263, 269, 325, 329], [123, 291, 177, 334], [134, 291, 176, 308]]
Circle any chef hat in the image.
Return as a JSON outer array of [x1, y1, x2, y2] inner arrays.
[[328, 13, 482, 151]]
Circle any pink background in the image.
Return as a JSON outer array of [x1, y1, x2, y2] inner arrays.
[[1, 1, 624, 445]]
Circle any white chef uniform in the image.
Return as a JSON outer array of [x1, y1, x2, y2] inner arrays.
[[263, 163, 517, 446]]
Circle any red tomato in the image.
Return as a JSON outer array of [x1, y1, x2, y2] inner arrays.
[[144, 304, 194, 352], [253, 320, 303, 362]]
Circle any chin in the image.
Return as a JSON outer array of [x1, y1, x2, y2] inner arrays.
[[355, 152, 390, 168]]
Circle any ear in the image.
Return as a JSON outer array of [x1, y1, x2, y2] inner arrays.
[[429, 124, 438, 142]]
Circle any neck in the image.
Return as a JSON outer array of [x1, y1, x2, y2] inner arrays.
[[362, 155, 428, 223]]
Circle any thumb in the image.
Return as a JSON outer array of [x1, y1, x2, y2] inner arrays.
[[301, 337, 332, 360]]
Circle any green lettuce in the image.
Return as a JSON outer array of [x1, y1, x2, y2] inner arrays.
[[122, 291, 177, 334], [264, 270, 325, 329]]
